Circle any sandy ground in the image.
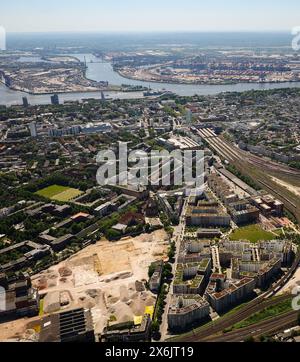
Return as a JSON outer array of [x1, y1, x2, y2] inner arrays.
[[0, 318, 38, 341], [0, 230, 169, 340], [277, 267, 300, 295], [271, 176, 300, 197]]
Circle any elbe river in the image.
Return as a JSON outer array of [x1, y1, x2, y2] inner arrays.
[[2, 53, 300, 106]]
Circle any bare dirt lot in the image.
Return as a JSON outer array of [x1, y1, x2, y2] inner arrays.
[[0, 317, 40, 341], [0, 230, 169, 340]]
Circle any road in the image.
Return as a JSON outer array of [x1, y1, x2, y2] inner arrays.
[[160, 197, 189, 341]]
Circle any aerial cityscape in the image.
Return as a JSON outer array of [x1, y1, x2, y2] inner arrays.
[[1, 0, 300, 350]]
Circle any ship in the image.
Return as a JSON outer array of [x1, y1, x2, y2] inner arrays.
[[143, 90, 166, 97]]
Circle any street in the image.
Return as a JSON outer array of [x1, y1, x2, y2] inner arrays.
[[160, 197, 189, 341]]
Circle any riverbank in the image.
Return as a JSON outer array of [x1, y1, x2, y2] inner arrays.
[[0, 79, 120, 95], [3, 53, 300, 106], [115, 66, 300, 87]]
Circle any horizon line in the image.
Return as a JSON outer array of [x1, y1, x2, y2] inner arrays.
[[6, 29, 293, 35]]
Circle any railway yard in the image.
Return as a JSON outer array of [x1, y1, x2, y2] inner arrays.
[[196, 127, 300, 223]]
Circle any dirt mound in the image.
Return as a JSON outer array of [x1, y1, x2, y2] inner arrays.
[[102, 271, 132, 283], [110, 301, 134, 323], [33, 276, 48, 290], [58, 267, 72, 277], [135, 281, 145, 292], [129, 292, 155, 316], [86, 289, 102, 299]]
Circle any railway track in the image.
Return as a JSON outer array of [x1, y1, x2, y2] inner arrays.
[[258, 180, 297, 209], [205, 310, 298, 342], [199, 128, 300, 178], [196, 129, 300, 222], [173, 293, 292, 342]]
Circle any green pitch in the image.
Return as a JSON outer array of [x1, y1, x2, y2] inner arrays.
[[229, 224, 275, 243], [36, 185, 82, 202]]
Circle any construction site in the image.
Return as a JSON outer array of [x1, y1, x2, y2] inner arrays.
[[0, 230, 169, 340]]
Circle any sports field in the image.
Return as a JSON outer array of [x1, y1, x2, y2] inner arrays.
[[36, 185, 82, 202], [229, 224, 275, 243]]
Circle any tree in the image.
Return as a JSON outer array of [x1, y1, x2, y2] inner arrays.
[[151, 320, 160, 334], [71, 223, 83, 234], [168, 242, 176, 261], [148, 263, 156, 278], [105, 229, 121, 241], [163, 263, 173, 280]]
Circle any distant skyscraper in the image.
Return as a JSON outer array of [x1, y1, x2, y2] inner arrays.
[[22, 97, 29, 108], [51, 94, 59, 105], [29, 122, 37, 137]]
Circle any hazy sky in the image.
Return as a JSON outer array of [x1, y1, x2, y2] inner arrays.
[[1, 0, 300, 33]]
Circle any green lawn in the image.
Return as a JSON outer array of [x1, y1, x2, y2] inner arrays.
[[229, 224, 275, 243], [36, 185, 82, 202], [228, 297, 293, 331]]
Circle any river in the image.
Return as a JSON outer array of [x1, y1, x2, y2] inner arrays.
[[1, 53, 300, 106]]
